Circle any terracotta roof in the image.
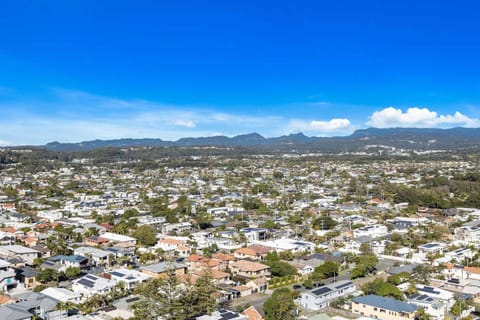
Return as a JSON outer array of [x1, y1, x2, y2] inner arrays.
[[465, 266, 480, 275], [233, 285, 251, 292], [177, 273, 199, 285], [242, 305, 264, 320], [159, 238, 184, 245], [194, 269, 230, 280], [99, 223, 113, 231], [235, 247, 257, 256], [176, 245, 190, 252], [211, 253, 236, 261], [187, 254, 204, 262], [232, 260, 269, 272], [246, 244, 273, 255], [0, 227, 17, 234]]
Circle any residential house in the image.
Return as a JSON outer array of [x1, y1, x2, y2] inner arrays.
[[454, 225, 480, 244], [0, 245, 40, 265], [418, 242, 447, 255], [41, 287, 82, 304], [353, 224, 388, 238], [141, 262, 187, 279], [407, 294, 445, 320], [47, 255, 89, 271], [74, 247, 111, 267], [234, 245, 273, 261], [239, 228, 268, 242], [72, 274, 117, 298], [196, 309, 247, 320], [230, 260, 270, 280], [16, 266, 38, 289], [398, 284, 455, 309], [99, 232, 136, 245], [297, 280, 356, 311], [260, 238, 315, 254], [351, 295, 419, 320], [241, 305, 264, 320], [12, 291, 67, 320], [106, 268, 150, 291], [288, 261, 314, 276], [0, 304, 32, 320]]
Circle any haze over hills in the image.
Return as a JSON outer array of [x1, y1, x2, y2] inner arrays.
[[38, 127, 480, 153]]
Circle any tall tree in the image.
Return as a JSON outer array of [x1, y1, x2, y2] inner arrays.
[[264, 288, 297, 320]]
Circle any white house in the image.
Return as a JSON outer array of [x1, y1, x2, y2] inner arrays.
[[353, 224, 388, 238], [407, 294, 445, 320], [260, 238, 315, 254], [41, 287, 83, 304], [72, 274, 117, 298], [107, 268, 150, 291], [444, 247, 473, 263], [297, 280, 357, 311], [101, 232, 137, 245], [418, 242, 447, 255], [37, 210, 63, 223], [74, 247, 111, 266], [398, 284, 455, 309], [454, 225, 480, 244]]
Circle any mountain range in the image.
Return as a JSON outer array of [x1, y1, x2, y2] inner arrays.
[[42, 127, 480, 153]]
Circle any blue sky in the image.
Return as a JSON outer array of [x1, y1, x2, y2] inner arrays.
[[1, 0, 480, 145]]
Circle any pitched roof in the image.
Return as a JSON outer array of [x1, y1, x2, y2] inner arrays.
[[211, 253, 236, 261], [352, 295, 419, 313], [242, 305, 264, 320], [232, 260, 269, 272]]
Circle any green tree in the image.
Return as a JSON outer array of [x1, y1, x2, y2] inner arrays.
[[264, 288, 297, 320], [313, 261, 339, 280], [312, 215, 337, 230], [451, 298, 470, 317], [303, 278, 313, 289], [415, 308, 432, 320], [360, 242, 372, 254], [132, 225, 157, 246], [265, 261, 298, 277], [36, 269, 57, 283], [362, 279, 404, 300], [412, 265, 432, 285], [387, 272, 411, 285], [64, 267, 82, 279]]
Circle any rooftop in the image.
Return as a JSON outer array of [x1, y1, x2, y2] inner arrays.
[[352, 295, 419, 313]]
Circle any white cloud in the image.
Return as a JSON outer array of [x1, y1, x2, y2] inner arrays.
[[0, 140, 12, 146], [288, 118, 353, 134], [310, 118, 352, 131], [368, 107, 480, 128], [173, 119, 196, 128], [0, 88, 286, 144]]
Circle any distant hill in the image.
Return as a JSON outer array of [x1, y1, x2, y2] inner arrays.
[[41, 127, 480, 152]]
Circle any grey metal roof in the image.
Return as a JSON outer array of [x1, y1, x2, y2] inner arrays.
[[352, 295, 419, 313], [142, 261, 185, 273], [0, 304, 33, 320]]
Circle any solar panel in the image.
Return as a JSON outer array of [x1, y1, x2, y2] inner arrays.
[[85, 275, 97, 280], [335, 282, 353, 289], [110, 271, 125, 277], [312, 287, 332, 296], [78, 279, 95, 288], [126, 297, 140, 303], [98, 306, 117, 312], [420, 287, 440, 294]]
